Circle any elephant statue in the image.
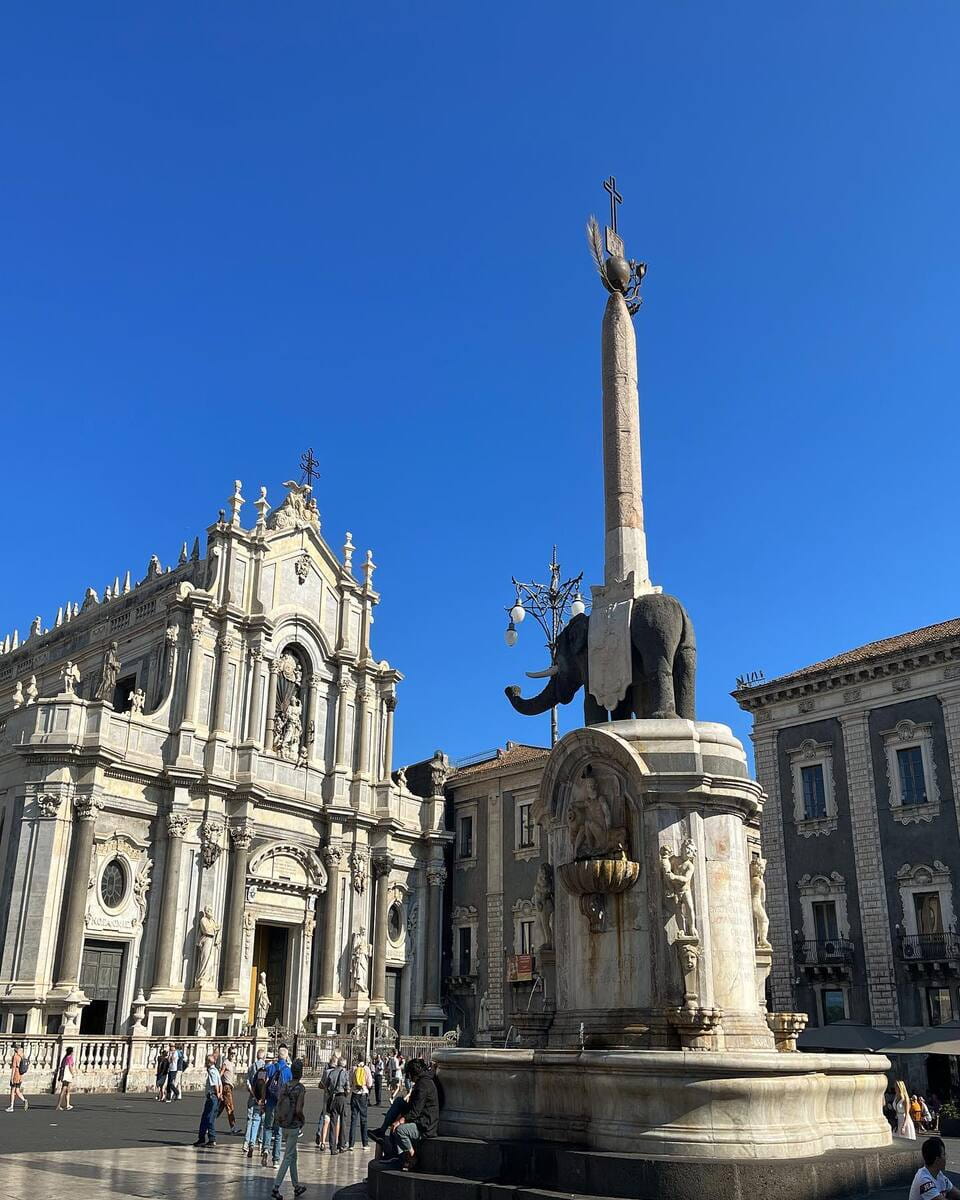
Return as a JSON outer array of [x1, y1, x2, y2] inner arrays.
[[505, 591, 696, 724]]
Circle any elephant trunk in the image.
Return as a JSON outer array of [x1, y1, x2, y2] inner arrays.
[[504, 678, 559, 716]]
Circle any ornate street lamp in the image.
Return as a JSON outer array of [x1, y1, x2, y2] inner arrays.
[[503, 546, 586, 747]]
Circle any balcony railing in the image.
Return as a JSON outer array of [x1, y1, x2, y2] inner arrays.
[[794, 938, 855, 965], [898, 933, 960, 962]]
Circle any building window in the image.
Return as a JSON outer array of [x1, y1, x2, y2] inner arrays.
[[216, 1018, 229, 1036], [821, 989, 845, 1025], [10, 1013, 26, 1034], [518, 803, 535, 848], [519, 920, 535, 955], [801, 765, 827, 820], [788, 740, 837, 836], [100, 859, 127, 909], [151, 1015, 167, 1037], [928, 987, 953, 1026], [458, 926, 472, 976], [45, 1014, 60, 1034], [812, 900, 839, 944], [388, 902, 403, 943], [113, 674, 137, 713], [915, 892, 943, 934], [883, 720, 940, 824], [459, 815, 474, 860], [898, 746, 928, 807]]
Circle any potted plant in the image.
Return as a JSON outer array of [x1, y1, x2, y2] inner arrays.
[[938, 1101, 960, 1137]]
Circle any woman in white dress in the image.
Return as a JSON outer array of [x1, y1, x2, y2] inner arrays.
[[895, 1079, 917, 1139]]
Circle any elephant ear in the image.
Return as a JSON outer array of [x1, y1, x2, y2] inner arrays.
[[565, 612, 590, 653]]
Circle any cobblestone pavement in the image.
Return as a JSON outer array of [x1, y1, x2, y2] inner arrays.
[[0, 1091, 383, 1198]]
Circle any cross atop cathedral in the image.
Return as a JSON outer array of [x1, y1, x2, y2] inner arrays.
[[299, 447, 320, 489]]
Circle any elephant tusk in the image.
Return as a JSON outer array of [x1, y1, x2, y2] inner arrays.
[[525, 665, 559, 680]]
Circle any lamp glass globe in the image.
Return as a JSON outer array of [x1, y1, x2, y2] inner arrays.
[[571, 596, 586, 617], [504, 624, 518, 647], [510, 604, 526, 624]]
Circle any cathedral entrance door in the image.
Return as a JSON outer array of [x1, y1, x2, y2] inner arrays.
[[252, 924, 289, 1027], [79, 940, 126, 1034]]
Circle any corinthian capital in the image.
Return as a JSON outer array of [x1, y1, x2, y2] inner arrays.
[[74, 796, 103, 823], [322, 844, 344, 870], [229, 820, 254, 851], [217, 633, 234, 653], [384, 694, 398, 714], [166, 811, 190, 839], [426, 865, 447, 888], [373, 854, 394, 879]]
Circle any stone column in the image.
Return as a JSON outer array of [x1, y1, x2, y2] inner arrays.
[[334, 672, 351, 770], [212, 633, 235, 734], [304, 678, 320, 763], [370, 855, 394, 1008], [152, 812, 189, 990], [601, 289, 649, 589], [751, 726, 795, 1013], [54, 796, 102, 989], [356, 685, 371, 777], [263, 658, 279, 749], [318, 846, 343, 998], [382, 695, 397, 781], [424, 865, 447, 1009], [839, 710, 900, 1026], [220, 822, 253, 995], [245, 649, 264, 743], [182, 618, 205, 726]]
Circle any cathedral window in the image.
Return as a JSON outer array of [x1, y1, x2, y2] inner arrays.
[[100, 859, 126, 909]]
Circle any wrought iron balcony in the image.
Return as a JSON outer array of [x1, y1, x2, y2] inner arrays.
[[898, 933, 960, 963], [794, 938, 855, 966]]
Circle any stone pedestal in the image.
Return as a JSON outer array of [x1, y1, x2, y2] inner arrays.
[[429, 720, 893, 1164]]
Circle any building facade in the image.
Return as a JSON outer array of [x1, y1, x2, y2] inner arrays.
[[0, 478, 451, 1040], [735, 617, 960, 1087]]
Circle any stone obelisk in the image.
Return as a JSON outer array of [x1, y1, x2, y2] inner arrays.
[[587, 190, 656, 714], [601, 288, 650, 590]]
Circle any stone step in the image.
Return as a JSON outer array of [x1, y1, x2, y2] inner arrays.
[[367, 1137, 919, 1200]]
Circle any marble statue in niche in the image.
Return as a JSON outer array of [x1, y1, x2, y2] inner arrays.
[[273, 649, 305, 761], [95, 642, 121, 702], [194, 905, 222, 986], [566, 765, 627, 860], [255, 970, 270, 1026], [532, 863, 555, 950], [750, 857, 771, 948], [660, 839, 698, 938]]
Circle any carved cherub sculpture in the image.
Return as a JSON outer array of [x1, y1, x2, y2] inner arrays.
[[660, 839, 698, 938], [532, 863, 555, 951]]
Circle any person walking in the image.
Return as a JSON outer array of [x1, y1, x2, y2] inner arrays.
[[155, 1045, 169, 1101], [386, 1051, 399, 1099], [315, 1055, 337, 1150], [347, 1055, 374, 1150], [372, 1054, 384, 1106], [193, 1053, 222, 1148], [6, 1043, 27, 1112], [217, 1049, 240, 1135], [261, 1044, 292, 1167], [391, 1054, 406, 1100], [55, 1046, 76, 1111], [166, 1042, 181, 1102], [325, 1056, 349, 1154], [897, 1080, 918, 1140], [271, 1058, 307, 1199], [384, 1059, 439, 1171], [244, 1048, 269, 1157]]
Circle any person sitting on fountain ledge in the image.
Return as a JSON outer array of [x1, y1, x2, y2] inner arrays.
[[909, 1138, 960, 1200], [383, 1059, 439, 1172]]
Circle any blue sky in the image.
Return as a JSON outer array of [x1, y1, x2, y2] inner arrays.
[[2, 4, 958, 766]]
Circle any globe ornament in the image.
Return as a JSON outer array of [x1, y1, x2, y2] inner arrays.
[[603, 255, 632, 293]]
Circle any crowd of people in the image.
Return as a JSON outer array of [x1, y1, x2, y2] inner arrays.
[[189, 1043, 440, 1195], [888, 1080, 940, 1138]]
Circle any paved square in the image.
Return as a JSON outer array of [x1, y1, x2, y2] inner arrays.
[[0, 1091, 383, 1199]]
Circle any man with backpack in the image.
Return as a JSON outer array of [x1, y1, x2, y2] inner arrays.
[[346, 1054, 374, 1150], [261, 1044, 292, 1167], [325, 1055, 349, 1154], [315, 1054, 338, 1150], [243, 1048, 269, 1157], [271, 1058, 307, 1199]]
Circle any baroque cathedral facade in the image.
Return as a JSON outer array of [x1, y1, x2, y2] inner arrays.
[[0, 479, 451, 1039]]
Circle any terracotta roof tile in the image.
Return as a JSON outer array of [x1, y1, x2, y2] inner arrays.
[[743, 616, 960, 691], [448, 742, 550, 782]]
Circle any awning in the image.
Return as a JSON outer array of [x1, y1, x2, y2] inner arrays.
[[797, 1021, 896, 1052], [883, 1021, 960, 1055]]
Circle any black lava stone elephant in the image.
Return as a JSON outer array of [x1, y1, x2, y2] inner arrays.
[[505, 591, 696, 724]]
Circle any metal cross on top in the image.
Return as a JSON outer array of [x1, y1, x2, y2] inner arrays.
[[299, 447, 320, 489], [603, 175, 623, 234]]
